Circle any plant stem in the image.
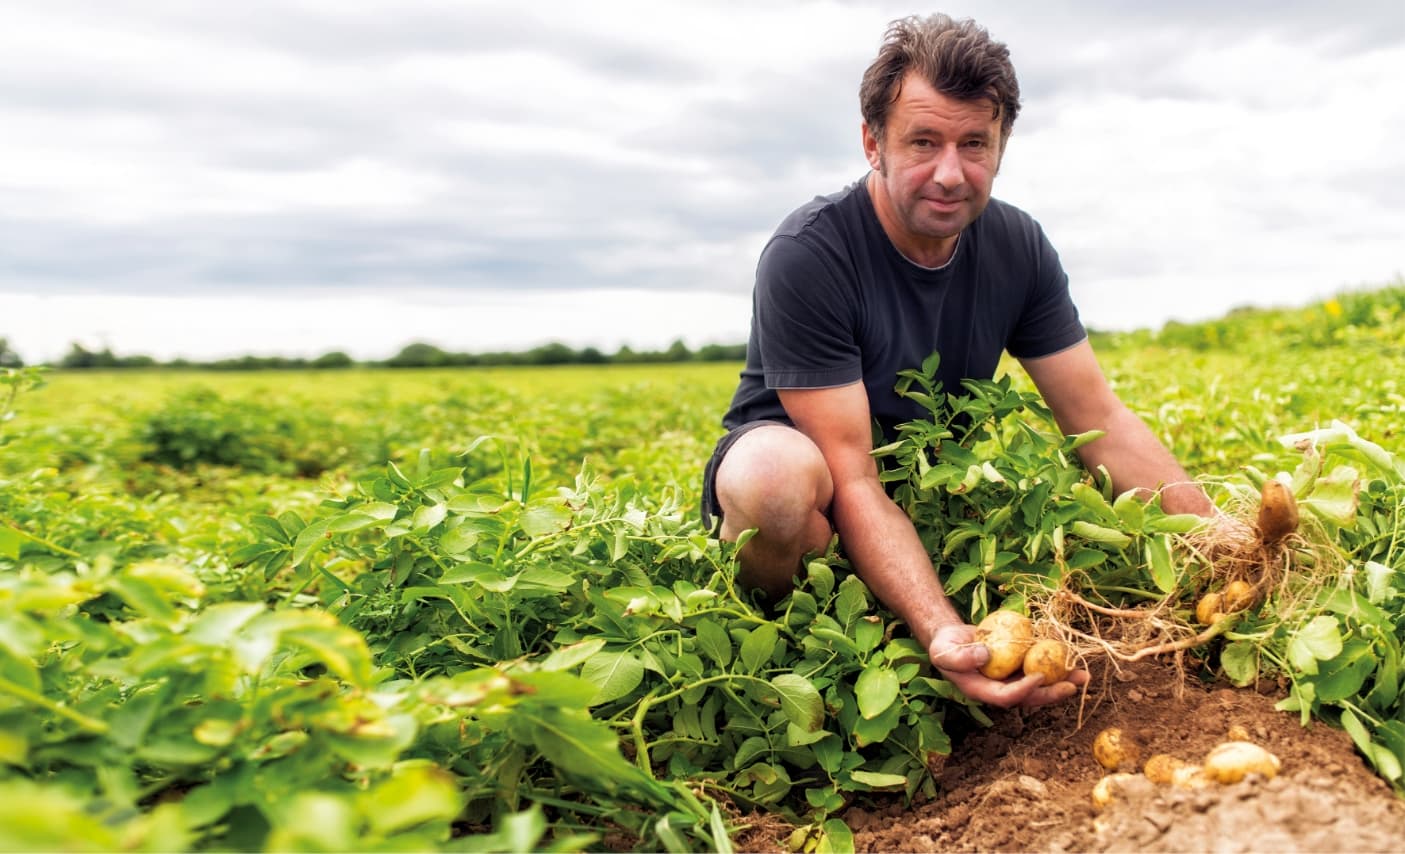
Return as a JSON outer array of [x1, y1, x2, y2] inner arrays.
[[0, 675, 109, 733], [0, 516, 81, 559]]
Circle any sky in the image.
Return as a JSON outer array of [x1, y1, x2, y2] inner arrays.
[[2, 0, 1402, 363]]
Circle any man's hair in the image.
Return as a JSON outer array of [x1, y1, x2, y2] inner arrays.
[[859, 14, 1021, 145]]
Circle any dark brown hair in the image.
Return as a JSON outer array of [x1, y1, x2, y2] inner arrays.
[[859, 14, 1021, 145]]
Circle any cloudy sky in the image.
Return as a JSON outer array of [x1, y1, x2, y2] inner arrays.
[[2, 1, 1402, 363]]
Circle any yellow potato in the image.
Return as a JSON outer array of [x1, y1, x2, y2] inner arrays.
[[1091, 773, 1139, 811], [1257, 479, 1299, 543], [1195, 592, 1225, 625], [1142, 753, 1187, 784], [1203, 741, 1281, 783], [1093, 727, 1140, 772], [977, 610, 1034, 679], [1170, 763, 1213, 790], [1227, 724, 1252, 742], [1022, 638, 1071, 686], [1223, 580, 1256, 612]]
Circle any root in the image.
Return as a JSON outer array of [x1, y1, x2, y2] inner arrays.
[[1117, 616, 1233, 662]]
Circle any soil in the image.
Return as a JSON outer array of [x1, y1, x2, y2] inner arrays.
[[733, 657, 1405, 853]]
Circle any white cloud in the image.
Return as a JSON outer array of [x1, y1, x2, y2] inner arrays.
[[0, 1, 1400, 363]]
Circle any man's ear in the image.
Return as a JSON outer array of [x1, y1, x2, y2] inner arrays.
[[861, 121, 883, 172]]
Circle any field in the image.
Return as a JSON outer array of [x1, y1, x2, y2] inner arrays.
[[3, 286, 1405, 852]]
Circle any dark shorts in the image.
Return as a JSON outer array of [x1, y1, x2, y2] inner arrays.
[[699, 418, 792, 535]]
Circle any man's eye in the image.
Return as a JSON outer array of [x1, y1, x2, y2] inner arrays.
[[964, 139, 986, 149]]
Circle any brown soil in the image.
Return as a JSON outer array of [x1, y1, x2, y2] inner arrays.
[[734, 658, 1405, 853]]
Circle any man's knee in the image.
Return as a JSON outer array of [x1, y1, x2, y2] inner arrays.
[[714, 425, 832, 541]]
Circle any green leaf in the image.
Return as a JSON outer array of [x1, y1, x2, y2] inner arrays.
[[816, 818, 855, 854], [1112, 490, 1145, 531], [520, 706, 643, 784], [835, 575, 870, 631], [1069, 520, 1131, 548], [854, 665, 900, 720], [0, 527, 21, 560], [581, 650, 645, 705], [1287, 615, 1343, 676], [849, 770, 907, 789], [411, 502, 448, 533], [733, 736, 771, 770], [740, 623, 778, 673], [519, 499, 573, 538], [187, 602, 265, 646], [284, 622, 375, 687], [1312, 640, 1374, 703], [363, 764, 464, 835], [1340, 706, 1373, 756], [1219, 642, 1258, 686], [695, 619, 733, 668], [1144, 534, 1175, 595], [291, 519, 331, 568], [1300, 465, 1361, 527], [709, 803, 735, 854], [1070, 482, 1117, 524], [539, 639, 607, 672], [806, 560, 835, 600], [771, 673, 824, 732]]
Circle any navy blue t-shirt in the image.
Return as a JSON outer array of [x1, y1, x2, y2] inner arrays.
[[722, 176, 1087, 441]]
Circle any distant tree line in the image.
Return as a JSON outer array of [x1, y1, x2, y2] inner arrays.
[[3, 339, 749, 371]]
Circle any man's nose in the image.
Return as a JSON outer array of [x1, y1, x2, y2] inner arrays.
[[932, 144, 964, 189]]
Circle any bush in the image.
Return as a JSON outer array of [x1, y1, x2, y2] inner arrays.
[[136, 388, 347, 476]]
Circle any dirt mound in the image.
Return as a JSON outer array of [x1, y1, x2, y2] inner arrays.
[[737, 658, 1405, 852]]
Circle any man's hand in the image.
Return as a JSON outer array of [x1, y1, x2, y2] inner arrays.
[[927, 623, 1089, 709]]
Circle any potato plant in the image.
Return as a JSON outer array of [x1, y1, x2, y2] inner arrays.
[[3, 285, 1405, 850]]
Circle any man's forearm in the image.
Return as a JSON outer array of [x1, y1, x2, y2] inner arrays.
[[1079, 405, 1214, 516], [830, 478, 964, 648]]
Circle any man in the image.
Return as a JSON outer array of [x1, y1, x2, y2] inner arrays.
[[701, 14, 1220, 709]]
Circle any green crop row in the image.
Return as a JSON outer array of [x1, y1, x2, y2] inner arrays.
[[2, 285, 1404, 851]]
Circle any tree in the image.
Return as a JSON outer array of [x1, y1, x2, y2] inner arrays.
[[386, 342, 449, 368], [0, 337, 21, 368], [312, 351, 355, 369]]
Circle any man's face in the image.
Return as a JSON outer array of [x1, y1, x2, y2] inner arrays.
[[862, 71, 1004, 266]]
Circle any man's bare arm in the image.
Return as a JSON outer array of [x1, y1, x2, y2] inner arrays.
[[1019, 340, 1214, 516], [778, 382, 1084, 708]]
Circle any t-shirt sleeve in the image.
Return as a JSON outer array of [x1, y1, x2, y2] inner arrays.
[[752, 235, 864, 389], [1005, 222, 1087, 359]]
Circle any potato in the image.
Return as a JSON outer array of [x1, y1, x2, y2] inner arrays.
[[1091, 773, 1139, 811], [1195, 592, 1225, 625], [1223, 580, 1255, 613], [1093, 727, 1140, 772], [1227, 723, 1251, 742], [1022, 639, 1071, 686], [1257, 479, 1299, 543], [1203, 741, 1281, 783], [977, 610, 1034, 679], [1142, 753, 1187, 784], [1170, 763, 1213, 790]]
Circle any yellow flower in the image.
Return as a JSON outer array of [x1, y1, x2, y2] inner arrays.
[[1325, 299, 1343, 318]]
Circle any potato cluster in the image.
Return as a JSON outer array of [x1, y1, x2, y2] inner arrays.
[[976, 610, 1071, 686], [1091, 726, 1282, 810]]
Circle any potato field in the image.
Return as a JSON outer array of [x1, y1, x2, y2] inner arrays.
[[3, 285, 1405, 852]]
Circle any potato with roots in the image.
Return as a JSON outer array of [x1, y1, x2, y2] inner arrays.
[[1257, 478, 1299, 543], [1223, 579, 1256, 612], [976, 610, 1034, 679], [1197, 579, 1258, 625]]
